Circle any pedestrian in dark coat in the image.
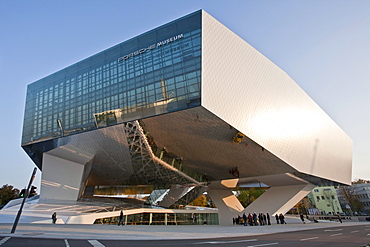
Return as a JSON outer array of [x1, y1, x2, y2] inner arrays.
[[267, 213, 271, 225], [275, 214, 279, 224], [248, 213, 253, 226], [243, 213, 247, 226], [263, 213, 267, 226], [118, 210, 124, 226], [279, 213, 286, 224], [253, 213, 258, 226], [337, 214, 342, 223], [52, 212, 57, 224], [259, 213, 263, 226]]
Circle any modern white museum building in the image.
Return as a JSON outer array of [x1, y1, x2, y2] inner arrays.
[[1, 10, 352, 225]]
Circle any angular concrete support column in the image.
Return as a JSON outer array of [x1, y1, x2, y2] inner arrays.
[[207, 179, 243, 225], [41, 153, 92, 201], [83, 186, 95, 197], [158, 184, 190, 208], [78, 159, 94, 198], [243, 173, 315, 216]]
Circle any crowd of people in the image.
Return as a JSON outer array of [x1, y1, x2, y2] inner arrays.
[[233, 212, 287, 226]]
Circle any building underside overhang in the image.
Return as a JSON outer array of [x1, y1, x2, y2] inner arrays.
[[23, 106, 343, 191]]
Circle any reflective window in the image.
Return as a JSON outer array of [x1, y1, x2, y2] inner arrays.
[[93, 212, 219, 225], [22, 11, 202, 145]]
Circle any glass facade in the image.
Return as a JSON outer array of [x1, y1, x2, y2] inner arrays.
[[94, 211, 219, 225], [22, 11, 201, 145]]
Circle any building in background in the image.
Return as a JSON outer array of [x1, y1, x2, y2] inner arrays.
[[13, 10, 352, 225], [307, 186, 343, 215], [337, 183, 370, 215], [351, 184, 370, 215]]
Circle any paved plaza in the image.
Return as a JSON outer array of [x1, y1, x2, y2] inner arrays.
[[0, 220, 369, 240]]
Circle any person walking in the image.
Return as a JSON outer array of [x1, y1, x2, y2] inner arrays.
[[275, 214, 279, 224], [52, 212, 57, 224], [258, 213, 262, 226], [118, 210, 124, 226], [337, 214, 342, 223], [243, 213, 247, 226], [266, 213, 271, 225], [279, 213, 286, 224], [263, 213, 267, 226], [248, 213, 253, 226], [253, 213, 258, 226], [300, 213, 305, 224]]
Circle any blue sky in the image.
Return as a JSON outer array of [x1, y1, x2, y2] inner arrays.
[[1, 0, 369, 189]]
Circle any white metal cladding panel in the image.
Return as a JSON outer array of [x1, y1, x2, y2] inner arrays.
[[201, 10, 352, 184]]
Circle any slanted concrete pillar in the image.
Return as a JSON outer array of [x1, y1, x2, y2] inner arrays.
[[83, 186, 95, 197], [207, 179, 243, 225], [243, 173, 315, 216], [40, 153, 92, 201], [158, 184, 190, 208], [244, 183, 315, 216]]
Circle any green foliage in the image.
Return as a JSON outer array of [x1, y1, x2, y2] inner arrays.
[[189, 194, 208, 207], [236, 188, 266, 208], [0, 184, 20, 207], [352, 179, 370, 184], [338, 185, 364, 213], [94, 185, 153, 196], [291, 198, 312, 214]]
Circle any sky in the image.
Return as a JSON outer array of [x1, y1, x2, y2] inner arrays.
[[1, 0, 369, 190]]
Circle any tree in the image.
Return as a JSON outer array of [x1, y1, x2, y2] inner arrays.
[[189, 194, 208, 207], [236, 188, 266, 208], [338, 185, 363, 214], [295, 197, 313, 215], [352, 179, 370, 184], [0, 184, 20, 207]]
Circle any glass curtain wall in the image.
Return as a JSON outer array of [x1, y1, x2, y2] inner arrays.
[[22, 11, 202, 146], [94, 212, 219, 225]]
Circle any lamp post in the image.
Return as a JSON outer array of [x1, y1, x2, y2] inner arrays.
[[10, 167, 37, 233]]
